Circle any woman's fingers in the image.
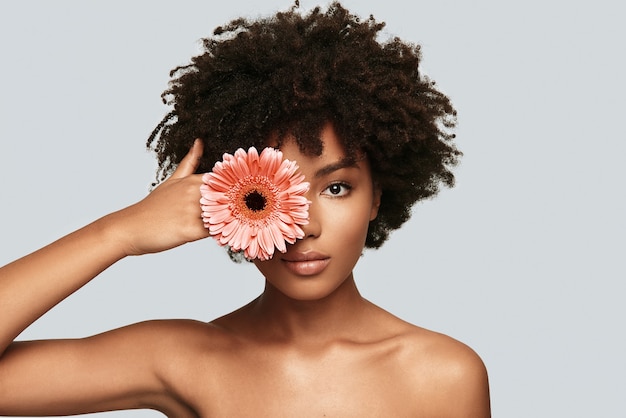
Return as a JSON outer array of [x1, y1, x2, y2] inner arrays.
[[170, 139, 204, 179], [109, 138, 209, 256]]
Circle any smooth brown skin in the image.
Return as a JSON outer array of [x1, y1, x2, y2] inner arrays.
[[0, 127, 490, 417]]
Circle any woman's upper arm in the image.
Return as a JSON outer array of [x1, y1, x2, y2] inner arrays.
[[436, 341, 491, 418], [0, 321, 178, 416], [449, 348, 491, 418], [406, 333, 491, 418]]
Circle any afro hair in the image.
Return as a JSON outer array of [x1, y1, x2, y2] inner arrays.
[[147, 1, 460, 251]]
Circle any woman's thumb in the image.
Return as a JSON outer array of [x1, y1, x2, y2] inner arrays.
[[171, 139, 204, 179]]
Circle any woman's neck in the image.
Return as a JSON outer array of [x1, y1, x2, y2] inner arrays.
[[245, 273, 373, 345]]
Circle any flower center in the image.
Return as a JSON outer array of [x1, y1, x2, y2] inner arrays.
[[244, 190, 267, 212], [228, 175, 280, 225]]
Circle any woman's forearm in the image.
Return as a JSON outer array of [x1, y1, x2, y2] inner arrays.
[[0, 214, 127, 353]]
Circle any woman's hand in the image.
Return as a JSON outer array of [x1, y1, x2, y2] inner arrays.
[[107, 139, 209, 256]]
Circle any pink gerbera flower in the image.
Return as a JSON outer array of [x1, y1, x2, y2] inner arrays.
[[200, 147, 310, 260]]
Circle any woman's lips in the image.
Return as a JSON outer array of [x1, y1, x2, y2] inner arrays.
[[282, 252, 330, 276]]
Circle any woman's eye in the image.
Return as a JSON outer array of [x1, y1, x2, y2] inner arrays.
[[322, 182, 351, 197]]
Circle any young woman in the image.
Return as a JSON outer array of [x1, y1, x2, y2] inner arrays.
[[0, 3, 490, 416]]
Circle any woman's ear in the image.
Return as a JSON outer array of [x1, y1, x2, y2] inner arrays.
[[370, 185, 382, 221]]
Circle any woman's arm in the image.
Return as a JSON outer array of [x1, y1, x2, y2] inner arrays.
[[0, 139, 207, 414]]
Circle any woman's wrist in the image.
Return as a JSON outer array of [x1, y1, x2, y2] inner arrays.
[[97, 206, 144, 258]]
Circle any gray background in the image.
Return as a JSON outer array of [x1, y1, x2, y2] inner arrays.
[[1, 1, 624, 417]]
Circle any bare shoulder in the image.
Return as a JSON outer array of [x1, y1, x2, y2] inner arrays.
[[108, 318, 236, 415], [115, 318, 235, 365], [0, 318, 226, 417], [401, 326, 488, 382], [393, 324, 491, 417]]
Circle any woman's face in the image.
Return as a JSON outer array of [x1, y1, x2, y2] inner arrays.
[[253, 123, 381, 301]]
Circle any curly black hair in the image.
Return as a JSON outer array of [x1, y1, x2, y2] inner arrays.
[[147, 1, 459, 252]]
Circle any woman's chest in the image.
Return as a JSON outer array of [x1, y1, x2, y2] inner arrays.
[[174, 343, 418, 417]]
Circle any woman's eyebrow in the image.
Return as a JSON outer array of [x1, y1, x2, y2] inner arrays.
[[314, 157, 358, 178]]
